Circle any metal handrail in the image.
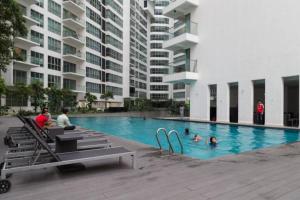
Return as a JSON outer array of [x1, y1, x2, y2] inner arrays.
[[155, 128, 174, 153], [168, 130, 184, 154]]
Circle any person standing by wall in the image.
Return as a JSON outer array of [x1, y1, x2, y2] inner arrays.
[[256, 101, 265, 124], [179, 104, 185, 118]]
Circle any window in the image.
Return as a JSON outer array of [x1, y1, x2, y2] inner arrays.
[[48, 75, 61, 88], [151, 26, 169, 32], [150, 68, 168, 74], [150, 34, 169, 41], [86, 52, 101, 66], [86, 0, 101, 11], [86, 82, 101, 93], [150, 52, 169, 58], [105, 35, 122, 50], [86, 7, 102, 24], [173, 83, 185, 90], [104, 0, 122, 15], [150, 60, 168, 66], [150, 42, 162, 49], [48, 18, 61, 35], [48, 37, 61, 53], [150, 93, 169, 100], [106, 10, 123, 27], [31, 51, 44, 67], [48, 0, 61, 17], [31, 10, 44, 27], [6, 94, 28, 107], [150, 77, 162, 82], [86, 22, 101, 38], [31, 72, 44, 83], [31, 30, 44, 47], [63, 79, 76, 90], [48, 56, 61, 71], [173, 92, 185, 99], [150, 85, 169, 91], [36, 0, 44, 8], [106, 61, 122, 73], [13, 70, 27, 85], [63, 44, 76, 55], [106, 73, 122, 84], [106, 86, 122, 96], [86, 67, 101, 80], [63, 61, 76, 73], [86, 37, 101, 52], [106, 22, 123, 39], [106, 48, 123, 61]]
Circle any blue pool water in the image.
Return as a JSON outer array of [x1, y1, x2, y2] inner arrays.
[[71, 117, 300, 160]]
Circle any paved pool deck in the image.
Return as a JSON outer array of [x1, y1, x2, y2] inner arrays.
[[1, 116, 300, 200]]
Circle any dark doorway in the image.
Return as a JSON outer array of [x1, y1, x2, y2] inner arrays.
[[253, 80, 265, 125], [283, 76, 299, 127], [209, 85, 217, 121], [229, 83, 238, 123]]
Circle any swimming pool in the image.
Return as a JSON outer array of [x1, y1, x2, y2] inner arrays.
[[71, 117, 300, 160]]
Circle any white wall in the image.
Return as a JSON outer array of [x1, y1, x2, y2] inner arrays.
[[190, 0, 300, 126]]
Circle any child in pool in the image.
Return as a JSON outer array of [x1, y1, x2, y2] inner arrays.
[[208, 136, 217, 147], [193, 134, 202, 142], [184, 128, 190, 135]]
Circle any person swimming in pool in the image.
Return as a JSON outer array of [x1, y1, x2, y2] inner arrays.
[[193, 134, 202, 142], [184, 128, 190, 135], [208, 136, 217, 147]]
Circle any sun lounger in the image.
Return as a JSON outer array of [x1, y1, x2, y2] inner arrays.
[[0, 124, 136, 193]]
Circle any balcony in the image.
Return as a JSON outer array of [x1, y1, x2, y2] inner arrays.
[[23, 15, 39, 27], [63, 51, 85, 63], [63, 0, 85, 15], [63, 14, 85, 30], [62, 68, 85, 79], [143, 0, 154, 17], [163, 59, 198, 84], [163, 0, 199, 18], [19, 0, 36, 6], [64, 85, 85, 93], [63, 31, 85, 47], [13, 54, 40, 70], [14, 34, 39, 49], [163, 22, 199, 51]]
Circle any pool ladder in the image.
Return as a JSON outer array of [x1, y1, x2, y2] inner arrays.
[[155, 128, 184, 154]]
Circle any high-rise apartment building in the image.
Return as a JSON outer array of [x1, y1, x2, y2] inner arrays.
[[3, 0, 189, 110], [4, 0, 151, 109]]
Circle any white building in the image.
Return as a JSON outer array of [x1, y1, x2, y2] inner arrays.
[[149, 0, 189, 102], [163, 0, 300, 127], [4, 0, 157, 110]]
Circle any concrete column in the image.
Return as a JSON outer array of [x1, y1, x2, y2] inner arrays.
[[217, 83, 229, 122], [238, 80, 253, 124], [190, 82, 209, 121], [265, 77, 284, 126]]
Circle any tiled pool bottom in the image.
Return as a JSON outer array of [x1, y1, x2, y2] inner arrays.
[[71, 117, 300, 160]]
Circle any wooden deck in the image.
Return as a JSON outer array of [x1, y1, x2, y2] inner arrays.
[[1, 116, 300, 200]]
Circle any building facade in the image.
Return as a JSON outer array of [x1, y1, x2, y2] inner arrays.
[[4, 0, 149, 110], [163, 0, 300, 127]]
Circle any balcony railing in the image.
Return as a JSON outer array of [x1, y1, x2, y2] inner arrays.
[[63, 31, 85, 42], [63, 14, 84, 25], [168, 59, 197, 74], [63, 51, 84, 58], [63, 68, 85, 75], [63, 0, 84, 8], [167, 21, 198, 39]]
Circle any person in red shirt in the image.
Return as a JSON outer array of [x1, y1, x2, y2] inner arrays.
[[256, 101, 265, 124], [35, 108, 50, 128]]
